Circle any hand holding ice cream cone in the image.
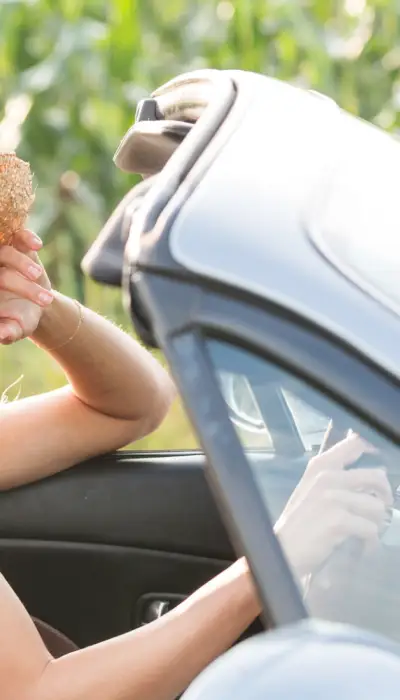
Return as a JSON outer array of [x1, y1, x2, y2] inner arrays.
[[0, 153, 53, 343]]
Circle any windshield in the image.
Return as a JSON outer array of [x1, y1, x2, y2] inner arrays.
[[310, 113, 400, 317], [207, 338, 400, 643]]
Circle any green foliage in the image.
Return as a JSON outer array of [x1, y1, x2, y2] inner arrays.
[[1, 0, 400, 449]]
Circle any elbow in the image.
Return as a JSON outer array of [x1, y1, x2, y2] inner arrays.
[[125, 373, 176, 441], [95, 373, 177, 448], [145, 373, 177, 434]]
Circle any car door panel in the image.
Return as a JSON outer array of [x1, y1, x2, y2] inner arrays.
[[0, 538, 228, 648], [0, 452, 235, 648], [0, 453, 233, 559], [0, 451, 306, 648]]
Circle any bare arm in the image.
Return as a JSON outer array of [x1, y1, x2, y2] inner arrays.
[[31, 291, 174, 424], [0, 558, 259, 700], [0, 290, 175, 489]]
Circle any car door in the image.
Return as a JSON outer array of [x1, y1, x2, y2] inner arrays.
[[155, 288, 400, 642], [0, 429, 237, 650], [2, 307, 319, 651], [1, 339, 321, 651], [122, 251, 400, 641]]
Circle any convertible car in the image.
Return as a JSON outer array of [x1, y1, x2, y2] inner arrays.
[[85, 68, 400, 693], [3, 67, 400, 695], [86, 67, 400, 688], [84, 65, 400, 634]]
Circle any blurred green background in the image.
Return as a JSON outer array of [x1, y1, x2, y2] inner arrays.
[[1, 0, 400, 449]]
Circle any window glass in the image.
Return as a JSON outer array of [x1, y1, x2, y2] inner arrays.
[[218, 372, 273, 450], [283, 390, 330, 452], [206, 338, 400, 643]]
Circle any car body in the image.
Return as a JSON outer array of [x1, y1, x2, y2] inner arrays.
[[84, 67, 400, 653], [181, 620, 400, 700]]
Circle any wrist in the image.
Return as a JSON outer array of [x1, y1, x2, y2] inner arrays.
[[30, 292, 82, 351], [233, 558, 262, 618]]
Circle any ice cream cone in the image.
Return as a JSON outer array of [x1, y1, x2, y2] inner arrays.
[[0, 153, 34, 246]]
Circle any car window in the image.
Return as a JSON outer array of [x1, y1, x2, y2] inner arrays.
[[218, 372, 273, 450], [206, 337, 400, 644], [282, 390, 330, 452], [218, 373, 329, 453]]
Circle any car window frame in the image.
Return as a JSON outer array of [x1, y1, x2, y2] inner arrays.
[[167, 328, 308, 628], [133, 271, 400, 632]]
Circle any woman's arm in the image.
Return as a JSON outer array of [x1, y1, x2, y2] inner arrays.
[[31, 290, 175, 426], [0, 228, 175, 488], [0, 290, 175, 489], [0, 558, 259, 700]]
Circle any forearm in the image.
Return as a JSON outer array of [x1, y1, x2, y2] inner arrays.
[[31, 291, 175, 427], [32, 559, 260, 700]]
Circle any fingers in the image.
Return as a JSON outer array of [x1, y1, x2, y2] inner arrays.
[[0, 245, 43, 281], [344, 467, 393, 506], [308, 432, 376, 474], [315, 467, 393, 507], [341, 512, 380, 544], [0, 268, 53, 307], [0, 320, 23, 344], [328, 432, 376, 466], [331, 490, 386, 528], [11, 228, 43, 253], [318, 490, 383, 552], [0, 229, 48, 344]]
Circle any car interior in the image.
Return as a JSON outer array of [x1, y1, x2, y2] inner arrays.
[[0, 444, 262, 654]]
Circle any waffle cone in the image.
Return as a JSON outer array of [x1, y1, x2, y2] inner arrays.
[[0, 153, 34, 246]]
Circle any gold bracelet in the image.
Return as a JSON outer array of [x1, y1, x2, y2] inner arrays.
[[47, 299, 84, 352]]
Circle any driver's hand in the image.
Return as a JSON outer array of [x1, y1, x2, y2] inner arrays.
[[274, 433, 393, 579]]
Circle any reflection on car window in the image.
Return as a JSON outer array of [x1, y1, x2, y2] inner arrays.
[[218, 372, 329, 452], [218, 372, 273, 450], [283, 391, 330, 452], [206, 338, 400, 644]]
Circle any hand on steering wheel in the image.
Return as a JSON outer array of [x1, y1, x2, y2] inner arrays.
[[275, 433, 393, 580]]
